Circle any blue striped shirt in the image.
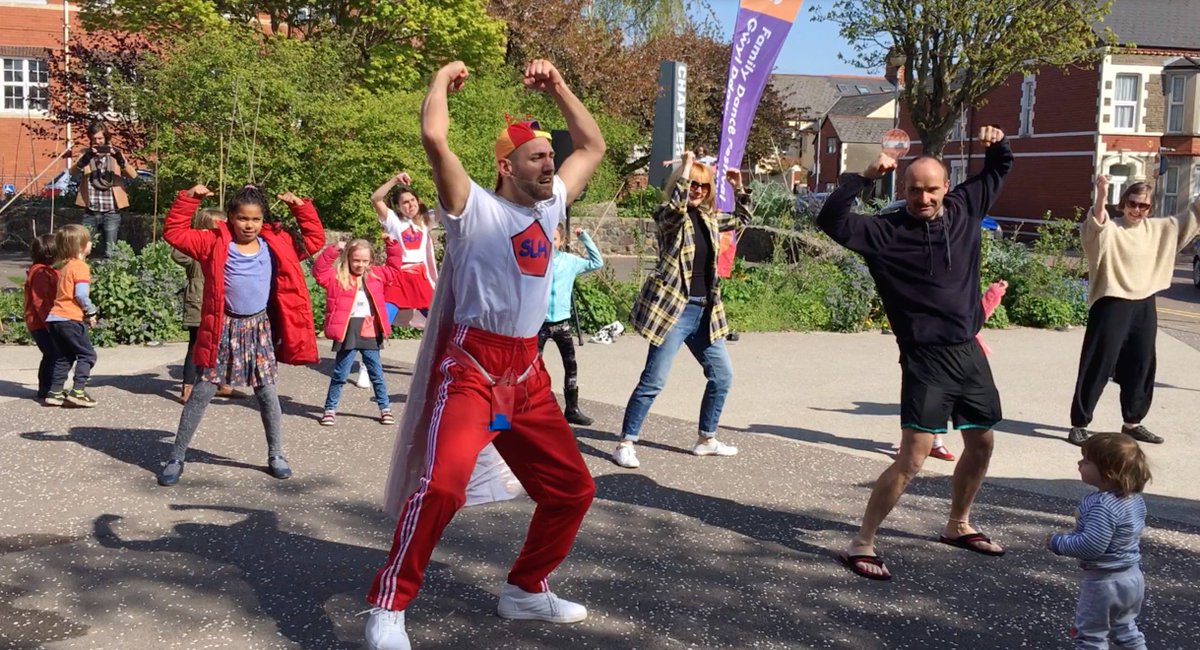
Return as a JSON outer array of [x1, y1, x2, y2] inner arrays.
[[1051, 491, 1145, 571]]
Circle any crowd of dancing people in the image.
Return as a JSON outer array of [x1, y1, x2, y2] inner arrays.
[[20, 57, 1200, 650]]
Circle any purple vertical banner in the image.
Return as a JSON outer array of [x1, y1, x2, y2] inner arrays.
[[714, 0, 803, 211]]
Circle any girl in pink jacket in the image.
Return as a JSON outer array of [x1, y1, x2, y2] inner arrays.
[[313, 238, 405, 426]]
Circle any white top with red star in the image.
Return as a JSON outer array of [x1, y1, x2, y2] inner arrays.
[[381, 210, 431, 266], [441, 176, 564, 338]]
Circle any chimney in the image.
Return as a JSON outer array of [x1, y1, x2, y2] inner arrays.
[[885, 49, 906, 90]]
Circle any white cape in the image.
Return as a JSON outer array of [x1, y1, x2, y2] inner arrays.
[[382, 252, 526, 519]]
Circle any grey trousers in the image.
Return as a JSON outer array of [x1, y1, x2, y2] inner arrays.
[[1072, 565, 1146, 650]]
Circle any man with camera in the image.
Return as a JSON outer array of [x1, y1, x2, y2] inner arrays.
[[70, 121, 139, 257]]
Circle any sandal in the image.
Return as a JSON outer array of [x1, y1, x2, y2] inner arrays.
[[837, 552, 892, 580], [938, 532, 1005, 557]]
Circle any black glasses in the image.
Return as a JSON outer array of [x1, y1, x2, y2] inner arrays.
[[1125, 200, 1152, 212]]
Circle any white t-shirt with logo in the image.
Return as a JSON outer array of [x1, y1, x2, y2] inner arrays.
[[350, 284, 371, 318], [441, 176, 565, 338], [381, 209, 431, 266]]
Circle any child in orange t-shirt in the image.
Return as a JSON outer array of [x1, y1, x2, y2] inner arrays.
[[44, 224, 99, 407], [23, 234, 58, 400]]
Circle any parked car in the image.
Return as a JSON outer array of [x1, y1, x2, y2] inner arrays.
[[41, 168, 154, 198], [1192, 239, 1200, 288]]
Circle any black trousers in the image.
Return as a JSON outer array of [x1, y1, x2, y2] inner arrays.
[[30, 328, 57, 398], [1070, 296, 1156, 428], [183, 326, 200, 386], [48, 320, 98, 392], [537, 320, 577, 389]]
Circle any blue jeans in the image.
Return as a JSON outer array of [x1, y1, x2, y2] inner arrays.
[[324, 348, 389, 412], [82, 210, 121, 258], [621, 298, 733, 440]]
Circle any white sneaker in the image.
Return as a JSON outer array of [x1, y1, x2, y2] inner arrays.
[[356, 366, 371, 389], [364, 607, 410, 650], [692, 438, 738, 457], [612, 443, 640, 468], [496, 582, 587, 623]]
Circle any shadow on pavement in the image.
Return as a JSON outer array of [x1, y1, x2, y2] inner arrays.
[[809, 400, 1069, 441], [0, 533, 90, 649], [21, 427, 262, 476]]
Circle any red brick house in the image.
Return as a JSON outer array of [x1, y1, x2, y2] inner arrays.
[[895, 0, 1200, 223], [0, 0, 77, 195]]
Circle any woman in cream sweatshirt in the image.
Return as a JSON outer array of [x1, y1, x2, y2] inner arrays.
[[1069, 174, 1200, 446]]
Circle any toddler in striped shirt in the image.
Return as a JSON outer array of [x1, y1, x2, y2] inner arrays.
[[1049, 432, 1151, 650]]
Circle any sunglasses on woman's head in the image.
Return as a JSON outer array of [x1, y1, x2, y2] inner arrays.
[[1126, 200, 1152, 212]]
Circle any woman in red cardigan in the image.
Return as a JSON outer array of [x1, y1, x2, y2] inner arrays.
[[158, 183, 324, 487], [312, 237, 406, 426]]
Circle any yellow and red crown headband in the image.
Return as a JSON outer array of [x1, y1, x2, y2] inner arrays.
[[494, 116, 551, 162]]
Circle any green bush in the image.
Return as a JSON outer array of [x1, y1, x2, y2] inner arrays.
[[89, 241, 188, 346], [980, 217, 1087, 329], [617, 185, 664, 220], [746, 180, 797, 229], [0, 288, 31, 345]]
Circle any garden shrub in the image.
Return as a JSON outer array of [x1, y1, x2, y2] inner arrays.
[[88, 241, 188, 346]]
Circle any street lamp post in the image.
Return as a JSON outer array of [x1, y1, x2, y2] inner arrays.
[[886, 50, 907, 201]]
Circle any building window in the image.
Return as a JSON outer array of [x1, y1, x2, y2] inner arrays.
[[1018, 74, 1036, 136], [1167, 74, 1186, 134], [1113, 73, 1139, 131], [949, 160, 967, 187], [826, 137, 837, 154], [1162, 165, 1180, 214], [855, 85, 870, 94], [824, 182, 836, 192], [836, 84, 850, 93], [2, 58, 48, 111]]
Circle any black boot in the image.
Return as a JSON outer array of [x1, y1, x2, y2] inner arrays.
[[564, 387, 593, 426]]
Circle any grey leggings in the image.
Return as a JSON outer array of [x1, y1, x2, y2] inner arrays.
[[171, 381, 283, 462]]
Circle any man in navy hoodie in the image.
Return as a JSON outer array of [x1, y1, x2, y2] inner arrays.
[[818, 126, 1013, 580]]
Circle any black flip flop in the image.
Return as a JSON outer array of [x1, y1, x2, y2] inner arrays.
[[837, 552, 892, 581], [938, 532, 1006, 557]]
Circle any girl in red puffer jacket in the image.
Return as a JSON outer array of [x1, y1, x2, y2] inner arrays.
[[312, 237, 406, 427]]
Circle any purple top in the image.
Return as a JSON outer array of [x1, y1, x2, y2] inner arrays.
[[223, 238, 272, 315]]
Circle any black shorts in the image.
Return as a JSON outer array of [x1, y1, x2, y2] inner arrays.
[[899, 341, 1002, 434]]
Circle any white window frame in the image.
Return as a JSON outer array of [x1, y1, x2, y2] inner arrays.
[[826, 136, 837, 154], [1113, 73, 1140, 132], [1167, 74, 1186, 134], [1018, 74, 1036, 136], [2, 57, 49, 113], [949, 159, 967, 187], [1162, 165, 1180, 215]]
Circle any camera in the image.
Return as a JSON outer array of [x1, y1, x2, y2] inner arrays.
[[94, 145, 112, 154]]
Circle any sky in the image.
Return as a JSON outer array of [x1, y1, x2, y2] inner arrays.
[[700, 0, 867, 76]]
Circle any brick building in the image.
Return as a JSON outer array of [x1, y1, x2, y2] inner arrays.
[[813, 92, 896, 193], [894, 0, 1200, 224], [0, 0, 76, 195]]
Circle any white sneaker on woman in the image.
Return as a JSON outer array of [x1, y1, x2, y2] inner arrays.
[[496, 582, 588, 623], [364, 608, 410, 650], [612, 443, 640, 468], [692, 438, 738, 457]]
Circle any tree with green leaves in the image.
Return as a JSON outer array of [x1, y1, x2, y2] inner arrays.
[[814, 0, 1115, 157], [80, 0, 506, 90]]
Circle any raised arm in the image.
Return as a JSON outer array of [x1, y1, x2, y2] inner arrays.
[[575, 229, 603, 273], [524, 60, 605, 204], [163, 185, 218, 261], [1081, 175, 1112, 262], [816, 154, 895, 257], [371, 172, 410, 221], [311, 242, 341, 290], [278, 192, 325, 259], [717, 168, 753, 232], [652, 150, 696, 233], [1171, 195, 1200, 253], [422, 62, 472, 216], [946, 126, 1014, 219]]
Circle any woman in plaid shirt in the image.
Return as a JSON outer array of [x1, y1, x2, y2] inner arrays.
[[614, 150, 752, 469]]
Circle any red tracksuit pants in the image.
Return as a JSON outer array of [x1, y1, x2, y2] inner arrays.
[[367, 325, 595, 611]]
